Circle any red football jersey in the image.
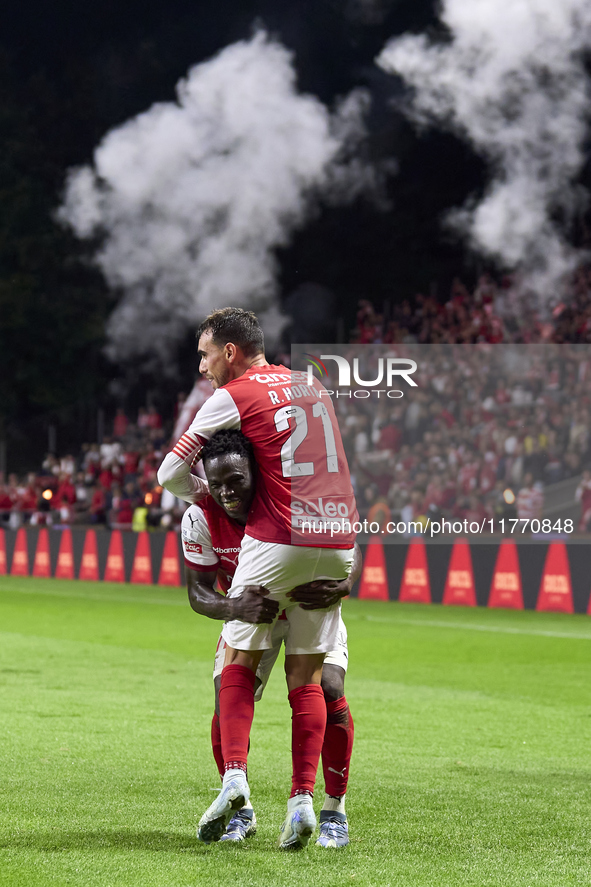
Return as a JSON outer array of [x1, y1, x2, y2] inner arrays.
[[181, 499, 289, 619], [173, 365, 357, 548], [181, 496, 245, 594]]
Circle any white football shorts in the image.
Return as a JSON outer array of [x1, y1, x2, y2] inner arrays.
[[214, 613, 348, 701], [220, 536, 355, 654]]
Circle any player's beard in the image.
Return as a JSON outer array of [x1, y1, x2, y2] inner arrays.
[[209, 362, 233, 389]]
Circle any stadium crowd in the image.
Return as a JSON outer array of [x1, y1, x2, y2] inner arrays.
[[343, 268, 591, 532], [0, 404, 173, 532], [336, 343, 589, 532], [350, 267, 591, 348], [3, 270, 591, 534]]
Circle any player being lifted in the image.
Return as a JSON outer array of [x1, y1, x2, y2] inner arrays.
[[158, 307, 358, 850], [182, 429, 359, 847]]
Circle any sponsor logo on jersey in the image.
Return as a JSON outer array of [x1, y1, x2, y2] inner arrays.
[[252, 372, 292, 384], [184, 542, 203, 554], [291, 498, 350, 518]]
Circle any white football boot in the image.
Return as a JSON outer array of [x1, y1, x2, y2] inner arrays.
[[197, 769, 250, 844], [277, 795, 316, 851]]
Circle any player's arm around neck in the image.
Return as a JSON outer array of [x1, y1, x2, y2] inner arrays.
[[158, 387, 242, 503], [158, 450, 209, 504]]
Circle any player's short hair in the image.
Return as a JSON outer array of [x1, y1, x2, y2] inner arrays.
[[197, 307, 264, 358], [201, 430, 254, 467]]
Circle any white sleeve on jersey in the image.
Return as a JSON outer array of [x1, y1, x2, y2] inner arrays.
[[181, 504, 219, 570], [157, 454, 209, 504], [187, 387, 241, 437], [158, 387, 241, 503]]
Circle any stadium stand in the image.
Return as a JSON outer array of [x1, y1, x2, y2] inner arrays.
[[3, 268, 591, 533]]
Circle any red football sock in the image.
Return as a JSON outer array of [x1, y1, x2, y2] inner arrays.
[[219, 664, 256, 772], [210, 712, 224, 779], [322, 696, 354, 798], [288, 684, 327, 797]]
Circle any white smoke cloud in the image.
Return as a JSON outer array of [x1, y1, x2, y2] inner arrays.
[[378, 0, 591, 304], [59, 31, 372, 367]]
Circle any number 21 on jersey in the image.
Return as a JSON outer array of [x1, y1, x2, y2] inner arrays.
[[274, 403, 338, 477]]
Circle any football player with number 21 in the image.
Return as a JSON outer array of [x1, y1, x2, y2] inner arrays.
[[181, 429, 360, 847], [158, 307, 359, 850]]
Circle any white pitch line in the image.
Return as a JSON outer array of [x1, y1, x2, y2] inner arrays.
[[3, 585, 591, 639], [356, 614, 591, 641]]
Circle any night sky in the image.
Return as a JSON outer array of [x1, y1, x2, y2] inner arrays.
[[2, 0, 588, 465], [4, 0, 485, 307]]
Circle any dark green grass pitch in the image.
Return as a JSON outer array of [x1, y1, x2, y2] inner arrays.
[[1, 578, 591, 886]]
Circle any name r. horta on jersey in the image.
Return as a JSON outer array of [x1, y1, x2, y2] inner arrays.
[[250, 372, 326, 406]]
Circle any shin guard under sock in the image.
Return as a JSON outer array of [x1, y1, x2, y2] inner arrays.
[[288, 684, 327, 797], [322, 695, 354, 798], [219, 664, 256, 772]]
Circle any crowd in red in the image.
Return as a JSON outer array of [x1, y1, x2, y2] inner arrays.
[[337, 350, 575, 534], [0, 403, 178, 531], [2, 270, 591, 533], [351, 268, 591, 348], [344, 269, 591, 533]]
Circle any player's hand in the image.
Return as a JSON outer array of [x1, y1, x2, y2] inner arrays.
[[231, 585, 279, 624], [287, 578, 351, 610]]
